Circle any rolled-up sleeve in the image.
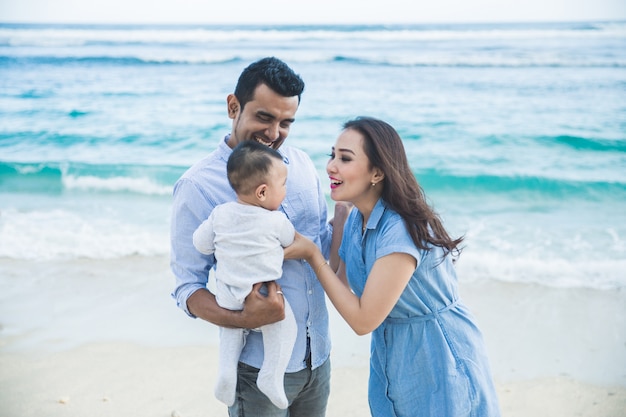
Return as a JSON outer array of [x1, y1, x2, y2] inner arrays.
[[170, 178, 215, 317]]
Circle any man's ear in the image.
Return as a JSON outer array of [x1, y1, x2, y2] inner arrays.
[[255, 184, 268, 201], [227, 94, 240, 119]]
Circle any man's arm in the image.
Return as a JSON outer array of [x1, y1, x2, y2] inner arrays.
[[187, 282, 285, 329]]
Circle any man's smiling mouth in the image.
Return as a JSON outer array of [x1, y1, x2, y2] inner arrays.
[[254, 136, 274, 146]]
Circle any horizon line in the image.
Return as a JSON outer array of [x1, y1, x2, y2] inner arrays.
[[1, 18, 624, 27]]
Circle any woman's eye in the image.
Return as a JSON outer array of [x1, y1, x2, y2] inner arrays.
[[328, 152, 351, 162]]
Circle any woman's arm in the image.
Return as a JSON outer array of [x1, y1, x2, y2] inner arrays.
[[313, 251, 415, 335], [289, 233, 416, 335]]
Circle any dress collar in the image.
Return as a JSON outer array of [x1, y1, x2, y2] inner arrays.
[[362, 198, 387, 233]]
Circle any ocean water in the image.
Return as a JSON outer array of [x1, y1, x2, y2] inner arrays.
[[1, 21, 625, 290]]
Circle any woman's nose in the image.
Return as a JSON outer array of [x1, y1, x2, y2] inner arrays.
[[326, 158, 336, 174]]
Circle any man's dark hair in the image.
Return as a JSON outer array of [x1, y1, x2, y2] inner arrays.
[[234, 57, 305, 110], [227, 140, 284, 195]]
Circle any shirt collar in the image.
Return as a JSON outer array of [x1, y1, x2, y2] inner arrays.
[[217, 134, 233, 161]]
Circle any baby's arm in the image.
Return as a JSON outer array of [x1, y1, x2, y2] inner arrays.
[[278, 214, 296, 248], [192, 216, 216, 255]]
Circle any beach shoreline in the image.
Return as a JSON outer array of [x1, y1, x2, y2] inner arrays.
[[1, 256, 625, 416]]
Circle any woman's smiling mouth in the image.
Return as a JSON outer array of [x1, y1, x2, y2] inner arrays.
[[329, 177, 343, 189]]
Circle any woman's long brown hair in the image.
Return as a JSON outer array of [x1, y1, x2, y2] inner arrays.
[[343, 117, 464, 258]]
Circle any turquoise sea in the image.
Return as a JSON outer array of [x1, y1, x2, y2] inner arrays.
[[1, 21, 625, 290]]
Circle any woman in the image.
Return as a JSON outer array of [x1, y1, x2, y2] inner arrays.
[[287, 117, 501, 416]]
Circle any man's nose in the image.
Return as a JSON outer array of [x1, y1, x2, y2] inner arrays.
[[265, 123, 280, 141]]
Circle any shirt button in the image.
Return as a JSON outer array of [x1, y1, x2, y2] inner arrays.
[[308, 290, 313, 295]]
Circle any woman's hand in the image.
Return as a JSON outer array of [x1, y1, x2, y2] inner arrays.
[[329, 201, 352, 228], [329, 201, 352, 272], [284, 232, 318, 263]]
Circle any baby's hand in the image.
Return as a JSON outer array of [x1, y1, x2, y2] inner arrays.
[[284, 232, 316, 261]]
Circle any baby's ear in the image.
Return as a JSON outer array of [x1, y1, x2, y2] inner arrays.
[[255, 184, 268, 201]]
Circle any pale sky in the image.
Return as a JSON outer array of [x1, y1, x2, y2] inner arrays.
[[1, 0, 625, 25]]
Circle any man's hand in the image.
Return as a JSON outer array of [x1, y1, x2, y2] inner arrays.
[[241, 281, 285, 328]]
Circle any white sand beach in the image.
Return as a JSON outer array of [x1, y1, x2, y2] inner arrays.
[[1, 256, 625, 416]]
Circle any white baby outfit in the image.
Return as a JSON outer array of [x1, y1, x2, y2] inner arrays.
[[193, 201, 297, 409]]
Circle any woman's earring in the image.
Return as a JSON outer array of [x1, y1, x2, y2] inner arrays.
[[371, 182, 376, 187]]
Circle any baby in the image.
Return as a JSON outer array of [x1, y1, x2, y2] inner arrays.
[[192, 140, 296, 409]]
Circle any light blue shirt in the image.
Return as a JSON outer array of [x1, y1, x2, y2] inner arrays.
[[340, 198, 500, 416], [170, 136, 332, 372]]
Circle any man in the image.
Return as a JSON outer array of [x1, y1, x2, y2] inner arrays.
[[170, 57, 333, 416]]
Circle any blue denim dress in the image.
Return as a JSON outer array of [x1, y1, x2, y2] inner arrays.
[[339, 199, 500, 417]]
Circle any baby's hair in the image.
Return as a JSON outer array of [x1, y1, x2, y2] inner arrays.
[[227, 140, 284, 195]]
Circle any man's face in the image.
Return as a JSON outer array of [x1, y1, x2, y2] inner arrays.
[[226, 83, 299, 150]]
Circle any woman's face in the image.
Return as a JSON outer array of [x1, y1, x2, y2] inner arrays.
[[326, 128, 379, 205]]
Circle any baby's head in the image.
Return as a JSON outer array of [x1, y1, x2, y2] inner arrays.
[[227, 140, 288, 210]]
